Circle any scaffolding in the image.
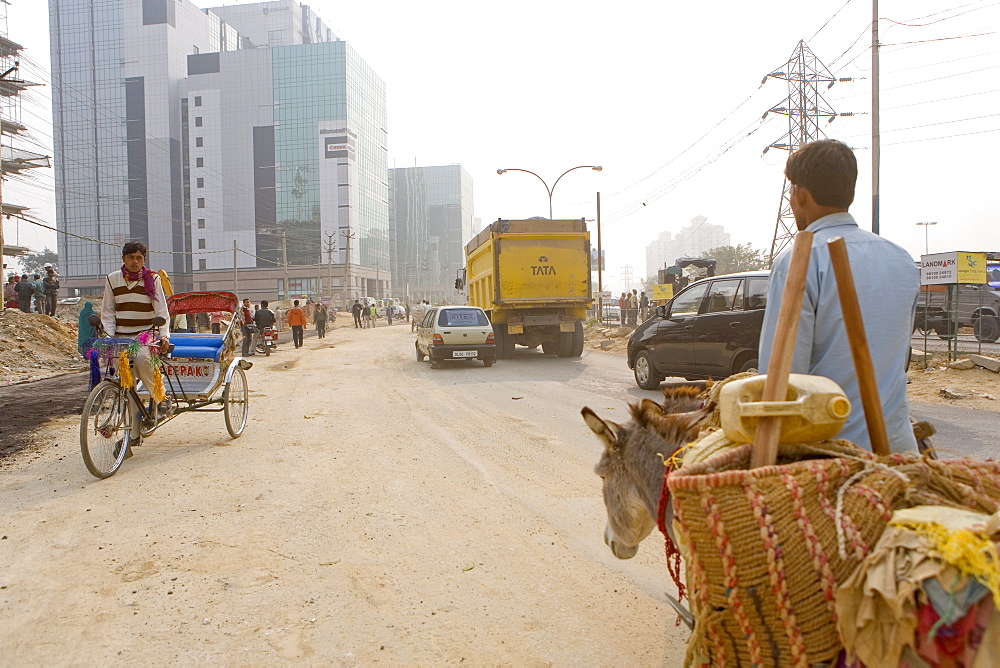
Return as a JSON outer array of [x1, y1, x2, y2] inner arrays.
[[0, 2, 50, 270]]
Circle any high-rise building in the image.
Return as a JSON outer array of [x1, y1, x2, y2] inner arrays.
[[645, 216, 730, 278], [389, 166, 474, 304], [49, 0, 387, 303]]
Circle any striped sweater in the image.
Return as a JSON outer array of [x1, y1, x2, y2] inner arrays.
[[100, 270, 170, 337]]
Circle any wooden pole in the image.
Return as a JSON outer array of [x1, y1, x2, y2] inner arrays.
[[751, 231, 813, 468], [826, 236, 891, 455]]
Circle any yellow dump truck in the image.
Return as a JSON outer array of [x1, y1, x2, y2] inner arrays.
[[457, 218, 592, 359]]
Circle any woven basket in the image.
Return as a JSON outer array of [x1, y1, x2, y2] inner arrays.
[[668, 440, 906, 667]]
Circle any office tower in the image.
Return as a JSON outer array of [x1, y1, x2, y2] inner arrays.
[[50, 0, 387, 302], [389, 166, 474, 304]]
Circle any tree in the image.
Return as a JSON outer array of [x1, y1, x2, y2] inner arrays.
[[701, 244, 768, 275], [20, 248, 59, 275]]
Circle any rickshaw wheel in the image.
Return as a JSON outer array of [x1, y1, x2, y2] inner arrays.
[[223, 366, 249, 438], [80, 380, 134, 478]]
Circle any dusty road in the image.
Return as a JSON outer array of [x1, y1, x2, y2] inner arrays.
[[0, 324, 689, 664]]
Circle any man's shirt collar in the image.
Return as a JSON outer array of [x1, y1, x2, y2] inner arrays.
[[806, 211, 858, 233]]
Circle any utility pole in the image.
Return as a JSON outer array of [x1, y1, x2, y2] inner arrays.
[[871, 0, 881, 235], [621, 265, 633, 291], [596, 192, 603, 321], [341, 229, 355, 299], [763, 40, 854, 265], [325, 232, 335, 300], [233, 240, 238, 294], [280, 229, 289, 301]]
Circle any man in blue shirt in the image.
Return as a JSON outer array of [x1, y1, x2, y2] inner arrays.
[[759, 139, 918, 453]]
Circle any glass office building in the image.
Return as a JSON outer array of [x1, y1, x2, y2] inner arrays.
[[389, 166, 474, 304], [49, 0, 387, 301]]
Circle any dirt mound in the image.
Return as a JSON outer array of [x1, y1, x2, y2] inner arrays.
[[584, 322, 632, 354], [0, 308, 88, 385]]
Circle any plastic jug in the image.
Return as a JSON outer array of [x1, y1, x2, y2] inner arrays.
[[719, 374, 851, 444]]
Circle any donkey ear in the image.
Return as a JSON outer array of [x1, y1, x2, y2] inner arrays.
[[581, 407, 621, 450]]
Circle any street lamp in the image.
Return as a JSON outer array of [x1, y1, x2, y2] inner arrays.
[[916, 221, 937, 255], [497, 165, 602, 219]]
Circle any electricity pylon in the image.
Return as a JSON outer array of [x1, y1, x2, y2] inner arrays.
[[764, 40, 853, 265]]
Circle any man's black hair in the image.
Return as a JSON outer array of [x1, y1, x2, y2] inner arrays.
[[293, 299, 300, 306], [260, 299, 269, 307], [784, 139, 857, 209], [122, 240, 148, 258]]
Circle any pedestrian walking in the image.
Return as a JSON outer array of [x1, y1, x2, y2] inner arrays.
[[288, 299, 306, 348], [15, 274, 33, 313], [405, 302, 411, 322], [4, 275, 18, 309], [385, 304, 393, 326], [759, 138, 918, 453], [368, 303, 377, 328], [239, 298, 257, 356], [209, 310, 225, 334], [31, 274, 45, 314], [42, 268, 60, 316], [314, 302, 328, 339], [351, 299, 363, 328], [639, 291, 649, 322]]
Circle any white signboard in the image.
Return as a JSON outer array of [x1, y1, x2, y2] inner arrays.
[[920, 252, 988, 285]]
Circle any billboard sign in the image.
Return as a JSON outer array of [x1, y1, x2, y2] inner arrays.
[[920, 252, 987, 285], [652, 284, 674, 300]]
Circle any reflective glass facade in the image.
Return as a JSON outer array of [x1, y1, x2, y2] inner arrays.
[[50, 0, 387, 296], [389, 166, 474, 303]]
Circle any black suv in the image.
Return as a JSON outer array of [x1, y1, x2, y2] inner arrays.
[[627, 271, 770, 388]]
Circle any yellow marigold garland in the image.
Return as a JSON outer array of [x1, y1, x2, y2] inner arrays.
[[117, 349, 134, 389]]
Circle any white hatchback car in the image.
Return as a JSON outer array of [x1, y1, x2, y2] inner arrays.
[[415, 305, 496, 368]]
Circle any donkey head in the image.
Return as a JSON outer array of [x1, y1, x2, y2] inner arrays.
[[583, 386, 713, 560]]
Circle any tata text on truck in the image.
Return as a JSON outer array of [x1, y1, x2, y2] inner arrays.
[[456, 218, 592, 359]]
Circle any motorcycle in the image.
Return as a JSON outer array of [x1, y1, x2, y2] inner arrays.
[[254, 326, 277, 356]]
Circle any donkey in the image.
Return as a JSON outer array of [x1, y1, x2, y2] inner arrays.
[[582, 384, 712, 559]]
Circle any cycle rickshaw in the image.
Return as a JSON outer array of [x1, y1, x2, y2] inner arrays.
[[79, 291, 252, 478]]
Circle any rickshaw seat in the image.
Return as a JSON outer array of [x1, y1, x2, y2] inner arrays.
[[170, 334, 225, 361]]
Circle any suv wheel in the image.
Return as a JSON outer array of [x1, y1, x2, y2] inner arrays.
[[736, 357, 759, 374], [975, 315, 1000, 343], [633, 350, 662, 390], [415, 342, 425, 362]]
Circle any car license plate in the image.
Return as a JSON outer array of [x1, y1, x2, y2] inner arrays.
[[452, 350, 477, 358]]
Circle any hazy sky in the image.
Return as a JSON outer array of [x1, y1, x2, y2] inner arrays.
[[4, 0, 999, 291]]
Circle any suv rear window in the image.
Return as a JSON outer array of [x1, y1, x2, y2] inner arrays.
[[438, 308, 488, 327]]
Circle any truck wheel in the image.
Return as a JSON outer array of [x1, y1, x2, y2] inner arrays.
[[541, 340, 556, 355], [494, 324, 515, 359], [570, 322, 584, 357], [556, 330, 574, 357], [974, 315, 1000, 343], [633, 350, 662, 390]]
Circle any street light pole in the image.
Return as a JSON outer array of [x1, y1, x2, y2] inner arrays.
[[916, 221, 937, 255], [497, 165, 602, 219]]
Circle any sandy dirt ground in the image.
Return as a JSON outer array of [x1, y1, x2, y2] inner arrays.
[[0, 319, 688, 664]]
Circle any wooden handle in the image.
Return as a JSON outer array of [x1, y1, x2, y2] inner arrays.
[[827, 237, 891, 456], [751, 231, 814, 468]]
